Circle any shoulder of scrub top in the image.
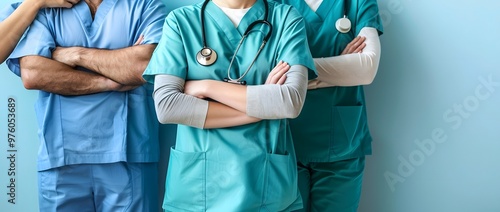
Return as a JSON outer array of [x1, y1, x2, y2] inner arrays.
[[354, 0, 384, 36], [4, 5, 50, 77], [268, 1, 318, 80]]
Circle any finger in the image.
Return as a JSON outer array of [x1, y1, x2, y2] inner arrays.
[[348, 37, 363, 53], [60, 2, 73, 8], [342, 37, 360, 55], [61, 0, 80, 8], [353, 43, 366, 53], [134, 35, 145, 46], [343, 36, 366, 55], [266, 61, 284, 84], [353, 36, 366, 48], [276, 73, 287, 85], [342, 37, 357, 52], [271, 64, 290, 84], [67, 0, 80, 5]]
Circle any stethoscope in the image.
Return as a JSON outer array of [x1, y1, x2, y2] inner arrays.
[[196, 0, 273, 85], [335, 0, 351, 33]]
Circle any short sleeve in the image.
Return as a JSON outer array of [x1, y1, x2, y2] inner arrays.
[[6, 10, 55, 77], [136, 0, 168, 45], [143, 13, 187, 83], [276, 7, 317, 80], [0, 3, 19, 21], [355, 0, 384, 35]]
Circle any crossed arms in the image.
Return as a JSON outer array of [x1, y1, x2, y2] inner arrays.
[[20, 38, 155, 96]]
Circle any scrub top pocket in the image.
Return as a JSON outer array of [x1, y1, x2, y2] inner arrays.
[[330, 105, 363, 157], [164, 147, 206, 211], [262, 152, 299, 211]]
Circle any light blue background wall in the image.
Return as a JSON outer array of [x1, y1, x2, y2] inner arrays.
[[1, 0, 499, 211], [360, 0, 500, 211]]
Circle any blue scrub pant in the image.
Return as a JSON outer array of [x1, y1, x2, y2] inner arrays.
[[294, 157, 365, 212], [38, 162, 159, 212]]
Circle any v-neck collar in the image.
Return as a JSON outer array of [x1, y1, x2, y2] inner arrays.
[[72, 0, 118, 35], [297, 0, 336, 23], [205, 0, 266, 45]]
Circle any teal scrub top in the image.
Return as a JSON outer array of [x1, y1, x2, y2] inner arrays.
[[5, 0, 167, 171], [143, 1, 316, 211], [277, 0, 383, 163]]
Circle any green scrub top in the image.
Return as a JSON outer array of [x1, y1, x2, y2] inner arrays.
[[143, 1, 316, 211], [279, 0, 383, 163]]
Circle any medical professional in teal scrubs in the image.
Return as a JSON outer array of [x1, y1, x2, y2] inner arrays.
[[0, 0, 79, 63], [275, 0, 383, 211], [143, 0, 316, 211], [5, 0, 167, 211]]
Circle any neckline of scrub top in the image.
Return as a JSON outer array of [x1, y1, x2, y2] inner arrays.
[[296, 0, 336, 23], [205, 0, 266, 46], [72, 0, 118, 36]]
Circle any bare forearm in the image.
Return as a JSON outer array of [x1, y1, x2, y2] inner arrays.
[[204, 101, 260, 129], [196, 65, 308, 119], [20, 56, 115, 95], [154, 74, 259, 129], [0, 1, 43, 63], [199, 81, 248, 113], [71, 44, 156, 85]]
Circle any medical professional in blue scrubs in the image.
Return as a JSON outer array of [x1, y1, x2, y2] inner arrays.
[[5, 0, 167, 211], [275, 0, 383, 211], [0, 0, 79, 63], [143, 0, 316, 211]]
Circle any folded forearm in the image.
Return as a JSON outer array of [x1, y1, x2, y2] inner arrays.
[[154, 75, 208, 128], [247, 65, 308, 119], [75, 44, 156, 85], [204, 101, 261, 129], [20, 56, 113, 95], [154, 74, 260, 129], [309, 27, 381, 88]]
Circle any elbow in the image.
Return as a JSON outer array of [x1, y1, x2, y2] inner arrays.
[[154, 101, 174, 124], [20, 65, 40, 90], [360, 73, 376, 85], [286, 108, 302, 119], [358, 58, 379, 85], [19, 56, 46, 90], [130, 61, 149, 85], [282, 97, 304, 119], [156, 112, 171, 125], [287, 102, 304, 118], [154, 102, 176, 124], [131, 74, 147, 86]]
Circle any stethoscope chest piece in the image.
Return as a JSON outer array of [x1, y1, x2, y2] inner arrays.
[[336, 15, 351, 33], [197, 47, 218, 66]]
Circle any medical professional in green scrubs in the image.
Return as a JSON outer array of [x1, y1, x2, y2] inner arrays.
[[275, 0, 383, 211], [143, 0, 316, 211], [0, 0, 79, 63]]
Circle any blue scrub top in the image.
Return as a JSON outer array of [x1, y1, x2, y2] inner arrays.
[[144, 1, 316, 211], [6, 0, 167, 171], [0, 3, 19, 21], [277, 0, 384, 163]]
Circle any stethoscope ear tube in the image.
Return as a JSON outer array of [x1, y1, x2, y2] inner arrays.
[[245, 20, 273, 43]]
